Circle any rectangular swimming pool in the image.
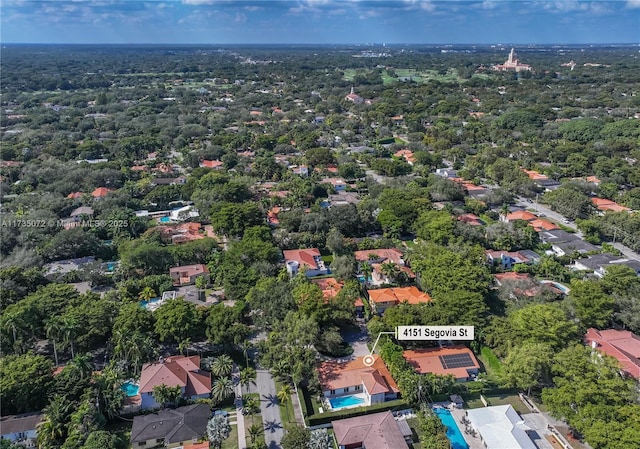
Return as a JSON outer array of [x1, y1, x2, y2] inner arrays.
[[329, 394, 366, 410], [432, 407, 469, 449]]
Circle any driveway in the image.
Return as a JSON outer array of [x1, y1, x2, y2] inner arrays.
[[256, 369, 283, 449]]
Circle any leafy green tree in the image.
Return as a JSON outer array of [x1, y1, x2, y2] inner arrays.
[[501, 342, 553, 395], [210, 202, 263, 238], [281, 425, 310, 449], [119, 240, 173, 276], [508, 303, 579, 350], [543, 187, 594, 220], [569, 280, 614, 329], [82, 431, 119, 449], [245, 277, 295, 330], [206, 303, 249, 348], [240, 367, 257, 394], [331, 254, 356, 281], [154, 299, 203, 343], [0, 353, 54, 414], [414, 210, 455, 245]]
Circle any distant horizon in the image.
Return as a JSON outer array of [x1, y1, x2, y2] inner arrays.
[[2, 42, 638, 47], [2, 1, 639, 46]]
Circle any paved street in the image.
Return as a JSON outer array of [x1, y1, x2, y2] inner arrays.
[[256, 369, 284, 449], [514, 197, 640, 262]]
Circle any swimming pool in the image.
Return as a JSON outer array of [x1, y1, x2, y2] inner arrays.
[[121, 381, 140, 397], [432, 407, 469, 449], [540, 280, 570, 294], [329, 395, 366, 410], [139, 297, 162, 309], [160, 216, 171, 223]]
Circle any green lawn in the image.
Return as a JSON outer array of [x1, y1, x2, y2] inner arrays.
[[479, 346, 503, 378], [275, 381, 298, 428], [465, 393, 530, 415], [221, 423, 238, 449]]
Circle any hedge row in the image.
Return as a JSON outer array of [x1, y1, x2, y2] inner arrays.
[[305, 399, 408, 426]]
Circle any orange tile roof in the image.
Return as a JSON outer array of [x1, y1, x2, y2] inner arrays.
[[318, 355, 399, 394], [283, 248, 321, 269], [67, 192, 83, 199], [529, 219, 559, 232], [91, 187, 111, 197], [353, 248, 403, 264], [505, 210, 538, 222], [139, 355, 211, 396], [367, 286, 431, 305], [403, 346, 480, 379], [585, 328, 640, 379], [200, 160, 224, 169], [457, 213, 483, 225], [522, 169, 549, 181], [311, 277, 343, 299], [494, 272, 532, 283], [591, 197, 631, 212]]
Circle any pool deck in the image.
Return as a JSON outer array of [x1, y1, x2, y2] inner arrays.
[[449, 407, 485, 449]]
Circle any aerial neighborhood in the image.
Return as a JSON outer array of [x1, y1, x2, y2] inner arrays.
[[1, 41, 640, 449]]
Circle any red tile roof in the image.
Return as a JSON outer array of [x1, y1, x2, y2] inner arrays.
[[529, 219, 559, 232], [67, 192, 83, 199], [353, 248, 403, 264], [200, 160, 224, 169], [283, 248, 321, 270], [311, 277, 343, 299], [585, 328, 640, 379], [505, 210, 538, 222], [591, 197, 631, 212], [139, 355, 211, 396], [91, 187, 112, 197], [457, 213, 483, 226], [403, 346, 480, 379], [318, 355, 399, 394], [367, 286, 431, 305]]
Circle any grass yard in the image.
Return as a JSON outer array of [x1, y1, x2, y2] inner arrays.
[[221, 423, 238, 449], [479, 346, 503, 378], [465, 393, 530, 415], [275, 380, 298, 428], [406, 417, 424, 449]]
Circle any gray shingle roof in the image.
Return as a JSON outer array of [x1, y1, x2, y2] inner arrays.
[[130, 404, 209, 445]]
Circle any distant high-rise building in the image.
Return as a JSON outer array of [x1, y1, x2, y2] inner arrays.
[[493, 48, 532, 72]]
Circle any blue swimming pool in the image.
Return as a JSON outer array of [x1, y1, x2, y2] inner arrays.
[[139, 297, 162, 309], [433, 407, 469, 449], [160, 216, 171, 223], [121, 381, 139, 397], [329, 395, 365, 410]]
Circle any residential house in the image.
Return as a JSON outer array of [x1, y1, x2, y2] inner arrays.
[[466, 405, 537, 449], [435, 168, 458, 178], [354, 248, 404, 266], [70, 206, 94, 218], [493, 272, 532, 286], [584, 328, 640, 379], [44, 256, 96, 279], [538, 229, 598, 256], [329, 191, 361, 206], [574, 254, 640, 277], [150, 176, 187, 186], [345, 87, 363, 104], [403, 346, 480, 382], [130, 404, 209, 449], [169, 264, 209, 286], [311, 277, 365, 314], [157, 223, 209, 244], [367, 286, 431, 315], [591, 197, 632, 214], [457, 213, 484, 226], [393, 149, 416, 165], [528, 218, 559, 232], [485, 250, 539, 270], [332, 411, 411, 449], [66, 191, 83, 199], [501, 210, 538, 223], [318, 356, 399, 409], [521, 169, 559, 190], [283, 248, 329, 277], [267, 206, 281, 226], [199, 160, 224, 169], [0, 413, 43, 448], [290, 165, 309, 176], [138, 356, 211, 410], [91, 187, 112, 198], [321, 177, 347, 191]]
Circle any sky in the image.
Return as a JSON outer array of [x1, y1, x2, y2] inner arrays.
[[1, 0, 639, 45]]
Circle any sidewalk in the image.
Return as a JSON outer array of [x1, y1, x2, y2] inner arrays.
[[232, 366, 247, 449], [291, 384, 305, 426]]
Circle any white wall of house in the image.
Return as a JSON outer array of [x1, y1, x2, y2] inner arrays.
[[1, 429, 38, 447]]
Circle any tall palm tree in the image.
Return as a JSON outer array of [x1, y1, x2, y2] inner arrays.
[[138, 286, 156, 302], [247, 423, 264, 445], [2, 310, 26, 354], [38, 395, 70, 449], [211, 377, 234, 404], [211, 354, 233, 378], [360, 262, 373, 285], [241, 395, 260, 425], [45, 317, 64, 366], [61, 315, 79, 359], [277, 384, 293, 423], [380, 261, 400, 284], [70, 355, 93, 379], [239, 367, 257, 394]]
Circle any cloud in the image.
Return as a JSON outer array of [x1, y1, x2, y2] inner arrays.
[[235, 11, 247, 22], [403, 0, 435, 12], [627, 0, 640, 8]]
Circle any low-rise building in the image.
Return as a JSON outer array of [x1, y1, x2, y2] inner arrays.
[[130, 404, 209, 449], [367, 286, 431, 315], [332, 411, 411, 449], [318, 356, 399, 410], [403, 346, 480, 382], [466, 405, 537, 449], [585, 328, 640, 379], [283, 248, 329, 277], [0, 413, 43, 448], [485, 250, 539, 270], [169, 264, 209, 286], [138, 356, 211, 410]]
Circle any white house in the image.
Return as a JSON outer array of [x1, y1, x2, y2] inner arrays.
[[466, 405, 537, 449], [0, 413, 43, 448]]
